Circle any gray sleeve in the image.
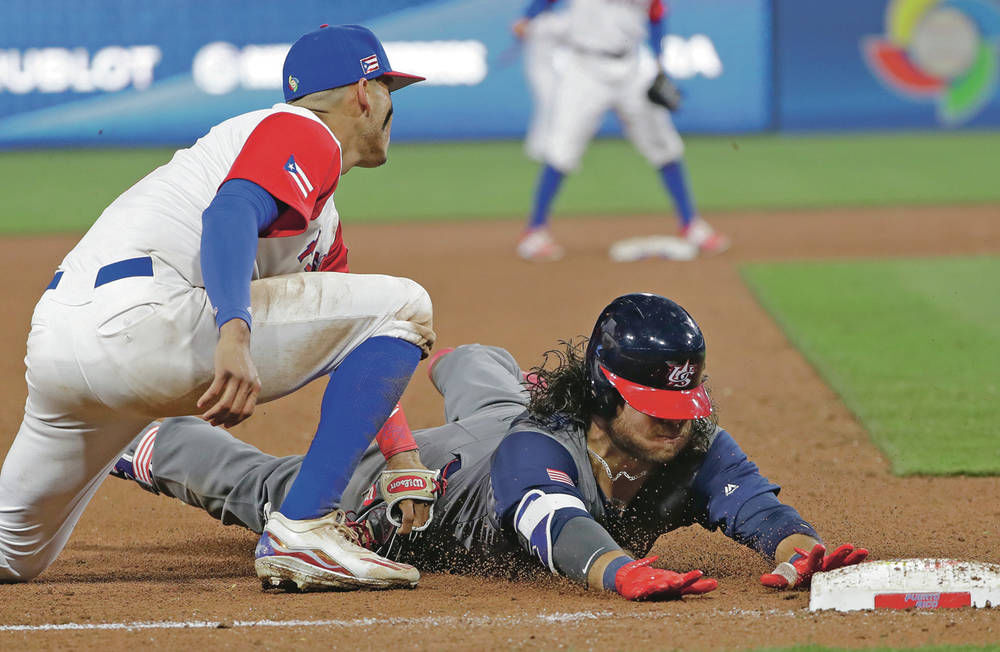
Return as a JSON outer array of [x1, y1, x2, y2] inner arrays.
[[431, 344, 528, 423], [148, 417, 302, 534], [552, 516, 625, 585]]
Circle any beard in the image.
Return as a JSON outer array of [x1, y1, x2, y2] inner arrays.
[[605, 416, 694, 465]]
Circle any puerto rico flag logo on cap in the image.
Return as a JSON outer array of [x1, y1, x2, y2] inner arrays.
[[360, 53, 380, 75], [284, 155, 313, 198]]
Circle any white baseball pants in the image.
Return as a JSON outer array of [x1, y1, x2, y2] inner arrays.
[[0, 258, 433, 581], [543, 47, 685, 172]]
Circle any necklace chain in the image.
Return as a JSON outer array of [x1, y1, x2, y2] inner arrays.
[[587, 448, 648, 482]]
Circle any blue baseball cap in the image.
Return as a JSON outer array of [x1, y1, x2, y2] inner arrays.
[[283, 24, 425, 102]]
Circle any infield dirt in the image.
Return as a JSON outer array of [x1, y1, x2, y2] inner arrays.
[[1, 205, 998, 650]]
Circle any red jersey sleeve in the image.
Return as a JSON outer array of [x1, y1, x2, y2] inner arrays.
[[223, 112, 342, 238], [649, 0, 666, 22]]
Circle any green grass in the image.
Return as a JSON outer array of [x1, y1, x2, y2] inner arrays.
[[2, 130, 999, 233], [2, 148, 177, 233], [742, 256, 1000, 476]]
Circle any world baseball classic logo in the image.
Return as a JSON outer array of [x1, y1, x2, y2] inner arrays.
[[862, 0, 1000, 125]]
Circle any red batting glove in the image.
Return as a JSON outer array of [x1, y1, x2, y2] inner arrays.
[[760, 543, 869, 589], [615, 556, 719, 601]]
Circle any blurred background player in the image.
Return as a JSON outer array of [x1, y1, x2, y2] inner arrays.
[[111, 294, 867, 598], [512, 2, 571, 162], [0, 25, 438, 592], [513, 0, 731, 262]]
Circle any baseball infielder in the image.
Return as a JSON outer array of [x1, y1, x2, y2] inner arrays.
[[515, 5, 572, 162], [0, 25, 441, 592], [513, 0, 731, 262], [111, 294, 868, 598]]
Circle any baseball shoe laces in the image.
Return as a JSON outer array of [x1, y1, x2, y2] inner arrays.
[[336, 510, 379, 550]]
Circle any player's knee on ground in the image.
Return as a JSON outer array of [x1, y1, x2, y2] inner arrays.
[[0, 548, 52, 582]]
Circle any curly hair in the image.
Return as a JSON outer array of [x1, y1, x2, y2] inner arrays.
[[525, 337, 594, 430], [525, 338, 719, 452]]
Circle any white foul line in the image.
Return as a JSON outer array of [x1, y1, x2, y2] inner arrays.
[[0, 608, 798, 633]]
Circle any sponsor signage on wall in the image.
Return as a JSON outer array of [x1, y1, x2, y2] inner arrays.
[[0, 0, 768, 146], [5, 0, 994, 146]]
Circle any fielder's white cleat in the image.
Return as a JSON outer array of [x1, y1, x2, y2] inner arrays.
[[254, 508, 419, 592], [683, 218, 731, 255], [516, 227, 565, 262]]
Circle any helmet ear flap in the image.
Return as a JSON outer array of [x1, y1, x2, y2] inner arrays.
[[588, 355, 621, 420]]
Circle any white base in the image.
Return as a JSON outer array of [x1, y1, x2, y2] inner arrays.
[[810, 558, 1000, 612], [609, 236, 697, 262]]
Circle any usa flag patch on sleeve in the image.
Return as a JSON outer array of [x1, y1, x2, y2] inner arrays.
[[546, 468, 574, 486]]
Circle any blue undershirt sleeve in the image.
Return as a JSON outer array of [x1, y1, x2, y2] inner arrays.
[[692, 431, 819, 559], [649, 16, 665, 60], [200, 179, 279, 330], [523, 0, 554, 19]]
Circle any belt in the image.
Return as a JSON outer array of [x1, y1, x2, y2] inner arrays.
[[46, 256, 154, 291], [570, 44, 630, 58]]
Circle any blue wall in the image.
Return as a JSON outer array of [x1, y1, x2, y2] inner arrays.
[[0, 0, 997, 147]]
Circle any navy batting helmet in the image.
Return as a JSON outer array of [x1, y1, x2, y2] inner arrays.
[[586, 293, 712, 420]]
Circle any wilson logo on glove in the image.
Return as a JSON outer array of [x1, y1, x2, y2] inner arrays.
[[378, 467, 444, 533], [386, 476, 427, 493]]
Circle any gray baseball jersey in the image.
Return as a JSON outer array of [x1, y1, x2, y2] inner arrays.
[[133, 345, 545, 578], [125, 344, 816, 581]]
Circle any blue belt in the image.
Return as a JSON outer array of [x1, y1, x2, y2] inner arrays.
[[46, 256, 154, 291]]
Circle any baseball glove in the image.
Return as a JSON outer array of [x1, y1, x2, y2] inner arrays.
[[378, 467, 445, 532], [647, 71, 683, 112]]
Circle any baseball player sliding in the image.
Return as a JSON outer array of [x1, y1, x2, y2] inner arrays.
[[514, 0, 731, 262], [111, 294, 867, 598], [0, 25, 443, 592]]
